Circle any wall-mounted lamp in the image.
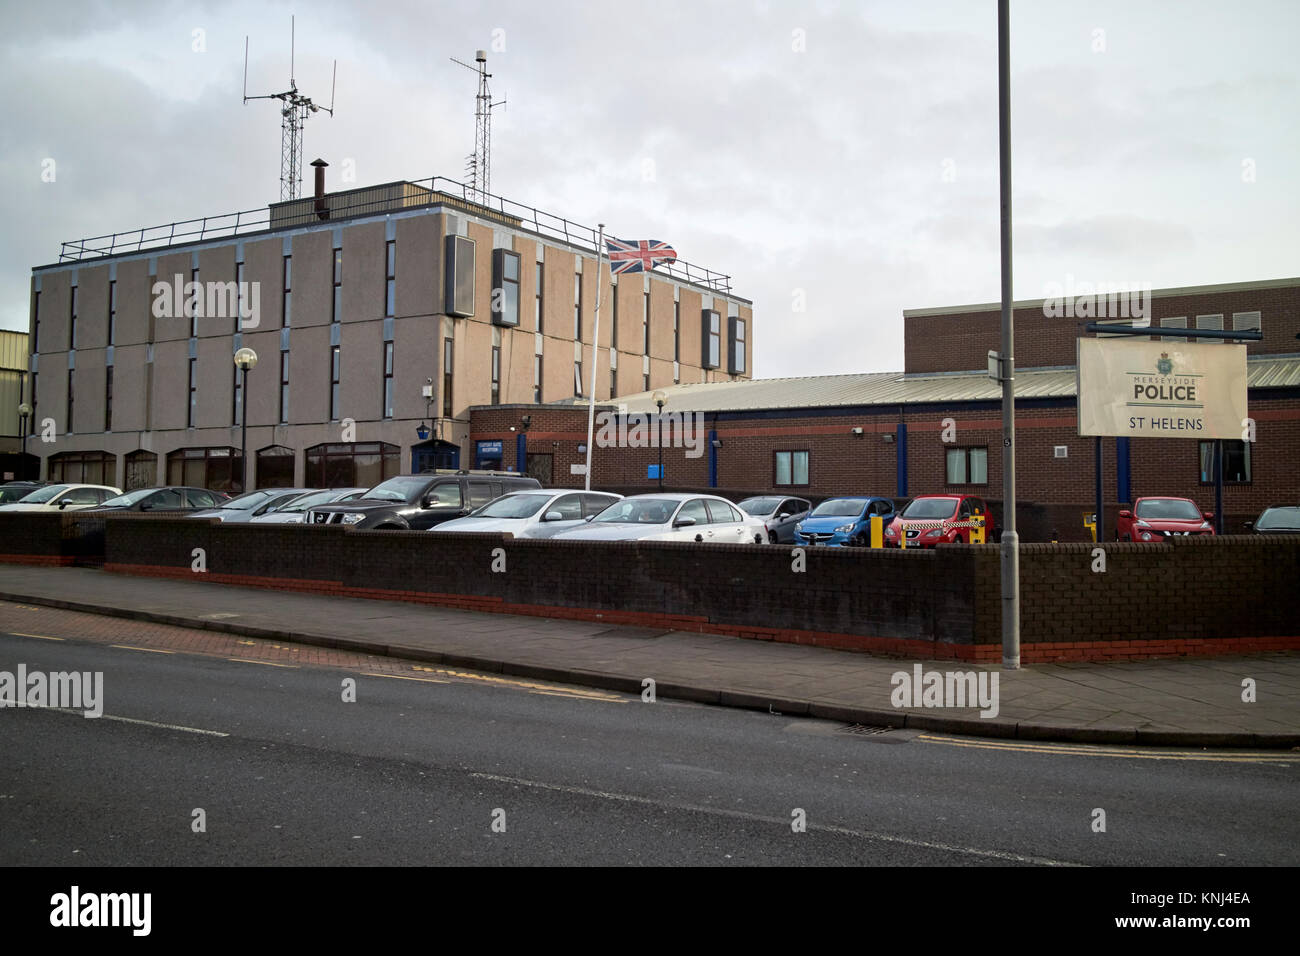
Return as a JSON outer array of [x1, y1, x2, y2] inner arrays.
[[520, 414, 532, 431], [851, 427, 864, 437], [882, 433, 894, 443], [711, 439, 723, 449]]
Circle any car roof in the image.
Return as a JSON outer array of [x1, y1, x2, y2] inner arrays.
[[617, 492, 733, 502]]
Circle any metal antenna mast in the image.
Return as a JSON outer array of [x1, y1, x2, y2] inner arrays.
[[450, 50, 505, 205], [244, 16, 337, 201]]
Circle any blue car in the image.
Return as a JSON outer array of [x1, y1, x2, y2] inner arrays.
[[795, 496, 896, 547]]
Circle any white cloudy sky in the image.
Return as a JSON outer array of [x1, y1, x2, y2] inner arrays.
[[2, 0, 1296, 376]]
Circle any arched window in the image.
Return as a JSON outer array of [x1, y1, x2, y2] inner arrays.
[[48, 450, 116, 487], [125, 450, 158, 490], [305, 442, 399, 489], [166, 447, 242, 494], [256, 445, 296, 488]]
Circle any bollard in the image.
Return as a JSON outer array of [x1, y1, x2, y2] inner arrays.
[[870, 515, 884, 548], [970, 515, 986, 545]]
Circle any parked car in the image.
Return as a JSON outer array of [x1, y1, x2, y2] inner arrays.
[[305, 471, 542, 530], [1244, 505, 1300, 534], [795, 496, 894, 547], [188, 487, 320, 523], [85, 486, 226, 513], [0, 481, 52, 504], [0, 483, 122, 512], [432, 489, 622, 539], [248, 487, 368, 524], [554, 493, 765, 544], [738, 495, 811, 544], [1115, 497, 1215, 541], [885, 494, 994, 548]]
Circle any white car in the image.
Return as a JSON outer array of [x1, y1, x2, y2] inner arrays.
[[432, 489, 623, 539], [0, 483, 122, 512], [248, 488, 368, 524], [553, 493, 765, 544]]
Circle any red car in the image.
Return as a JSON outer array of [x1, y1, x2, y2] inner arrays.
[[1116, 497, 1215, 541], [884, 494, 994, 548]]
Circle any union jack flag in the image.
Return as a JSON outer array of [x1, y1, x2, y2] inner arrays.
[[606, 237, 677, 275]]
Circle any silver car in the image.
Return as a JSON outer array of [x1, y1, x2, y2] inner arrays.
[[248, 488, 368, 524], [737, 495, 812, 544], [432, 489, 622, 539], [188, 488, 320, 523], [553, 493, 765, 545]]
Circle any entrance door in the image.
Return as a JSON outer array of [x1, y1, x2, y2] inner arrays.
[[412, 441, 459, 474]]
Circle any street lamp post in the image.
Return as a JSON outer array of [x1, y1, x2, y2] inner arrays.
[[233, 347, 258, 493], [17, 402, 31, 479], [653, 390, 667, 491]]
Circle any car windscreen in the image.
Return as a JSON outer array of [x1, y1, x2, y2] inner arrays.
[[15, 485, 69, 503], [0, 486, 39, 502], [592, 498, 677, 524], [360, 476, 429, 503], [278, 490, 341, 512], [472, 494, 552, 519], [100, 489, 157, 507], [901, 498, 958, 520], [811, 498, 868, 517], [1136, 499, 1201, 520], [738, 497, 782, 515], [218, 490, 277, 511], [1256, 506, 1300, 530]]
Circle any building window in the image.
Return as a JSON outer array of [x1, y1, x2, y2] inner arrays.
[[774, 451, 809, 487], [385, 240, 396, 318], [702, 309, 721, 369], [573, 360, 583, 397], [125, 450, 157, 490], [108, 280, 116, 345], [573, 272, 582, 341], [383, 342, 394, 419], [305, 442, 399, 489], [643, 292, 650, 354], [330, 346, 341, 421], [946, 447, 988, 485], [611, 367, 618, 398], [643, 373, 650, 392], [282, 254, 292, 327], [49, 450, 115, 486], [279, 351, 290, 424], [673, 300, 680, 362], [332, 247, 342, 323], [442, 337, 454, 418], [189, 266, 200, 337], [33, 290, 40, 352], [236, 260, 246, 332], [256, 445, 296, 488], [166, 447, 243, 494], [491, 249, 520, 326], [66, 370, 74, 433], [534, 261, 544, 332], [232, 361, 243, 426], [612, 284, 619, 349], [104, 366, 113, 432], [69, 285, 78, 350], [533, 355, 543, 403], [187, 358, 197, 427], [1200, 441, 1251, 483], [491, 346, 501, 405], [729, 317, 746, 374]]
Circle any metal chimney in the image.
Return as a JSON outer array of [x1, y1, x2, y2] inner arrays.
[[311, 158, 329, 219]]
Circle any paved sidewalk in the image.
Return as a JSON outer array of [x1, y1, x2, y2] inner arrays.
[[0, 564, 1296, 747]]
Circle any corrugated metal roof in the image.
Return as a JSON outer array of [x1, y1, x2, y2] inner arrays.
[[0, 330, 29, 371], [556, 354, 1300, 414]]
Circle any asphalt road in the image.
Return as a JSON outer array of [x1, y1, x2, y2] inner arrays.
[[1, 629, 1296, 866]]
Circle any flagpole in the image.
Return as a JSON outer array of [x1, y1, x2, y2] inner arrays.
[[583, 224, 606, 491]]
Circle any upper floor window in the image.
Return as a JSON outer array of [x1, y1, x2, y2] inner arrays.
[[491, 249, 521, 326], [385, 241, 396, 318]]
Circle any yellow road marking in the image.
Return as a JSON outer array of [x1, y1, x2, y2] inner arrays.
[[411, 665, 624, 701], [236, 640, 257, 646], [226, 658, 297, 668], [111, 644, 174, 654], [361, 672, 451, 685], [9, 632, 64, 641], [525, 688, 623, 703], [919, 734, 1295, 763]]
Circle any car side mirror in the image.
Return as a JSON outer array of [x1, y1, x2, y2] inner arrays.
[[544, 511, 564, 521], [1243, 520, 1254, 530], [58, 499, 70, 509], [1118, 510, 1132, 519], [777, 512, 789, 520], [583, 515, 595, 522], [674, 516, 697, 528], [139, 502, 151, 511], [420, 494, 435, 509]]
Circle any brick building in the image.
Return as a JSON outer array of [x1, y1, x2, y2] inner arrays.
[[470, 277, 1300, 540], [25, 171, 752, 492]]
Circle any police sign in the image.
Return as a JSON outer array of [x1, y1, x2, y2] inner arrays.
[[1077, 338, 1247, 439]]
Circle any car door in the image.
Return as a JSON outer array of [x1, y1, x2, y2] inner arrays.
[[774, 498, 803, 540], [671, 498, 712, 541], [706, 498, 748, 543], [186, 489, 219, 510], [957, 497, 974, 541], [533, 493, 585, 538], [146, 488, 185, 511], [413, 480, 465, 529], [56, 487, 103, 511]]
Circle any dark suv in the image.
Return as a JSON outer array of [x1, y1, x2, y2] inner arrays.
[[305, 471, 542, 530]]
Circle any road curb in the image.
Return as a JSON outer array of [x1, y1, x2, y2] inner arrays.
[[4, 589, 1297, 750]]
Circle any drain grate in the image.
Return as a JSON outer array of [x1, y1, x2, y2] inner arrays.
[[840, 724, 894, 736]]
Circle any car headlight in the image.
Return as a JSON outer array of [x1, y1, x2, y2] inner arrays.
[[835, 524, 854, 533], [1134, 520, 1150, 528], [341, 513, 365, 525], [885, 526, 897, 536], [925, 528, 944, 537], [1200, 521, 1212, 530]]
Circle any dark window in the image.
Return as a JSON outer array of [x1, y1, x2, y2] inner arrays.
[[383, 342, 394, 419], [534, 261, 544, 331], [232, 361, 243, 426], [946, 447, 988, 485], [305, 442, 400, 488], [574, 360, 583, 397], [643, 373, 650, 392], [774, 450, 809, 487], [611, 367, 618, 398], [612, 286, 618, 348], [702, 309, 721, 369], [643, 292, 650, 354], [330, 346, 341, 421], [236, 260, 246, 332], [673, 300, 680, 362], [1200, 440, 1252, 484], [49, 450, 114, 486], [728, 317, 746, 374], [533, 354, 543, 403], [491, 249, 520, 326], [332, 247, 342, 323], [442, 338, 454, 417], [491, 346, 501, 405], [255, 445, 296, 488], [279, 351, 290, 424], [125, 450, 157, 490], [525, 453, 553, 485], [282, 255, 292, 327], [573, 272, 582, 340], [69, 285, 78, 350], [66, 370, 74, 433], [104, 366, 113, 432], [33, 290, 40, 352], [108, 280, 116, 345], [187, 358, 197, 427], [166, 447, 242, 494], [385, 240, 396, 318], [189, 267, 200, 336]]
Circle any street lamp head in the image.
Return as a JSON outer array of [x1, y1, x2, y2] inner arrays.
[[234, 347, 259, 370], [652, 389, 667, 409], [18, 402, 31, 418], [416, 423, 431, 441], [520, 414, 531, 430]]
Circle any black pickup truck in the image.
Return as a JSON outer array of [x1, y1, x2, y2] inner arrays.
[[305, 471, 541, 530]]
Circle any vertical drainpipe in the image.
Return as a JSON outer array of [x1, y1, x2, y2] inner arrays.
[[1116, 436, 1130, 506], [515, 431, 527, 474], [707, 429, 718, 488], [896, 421, 908, 498]]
